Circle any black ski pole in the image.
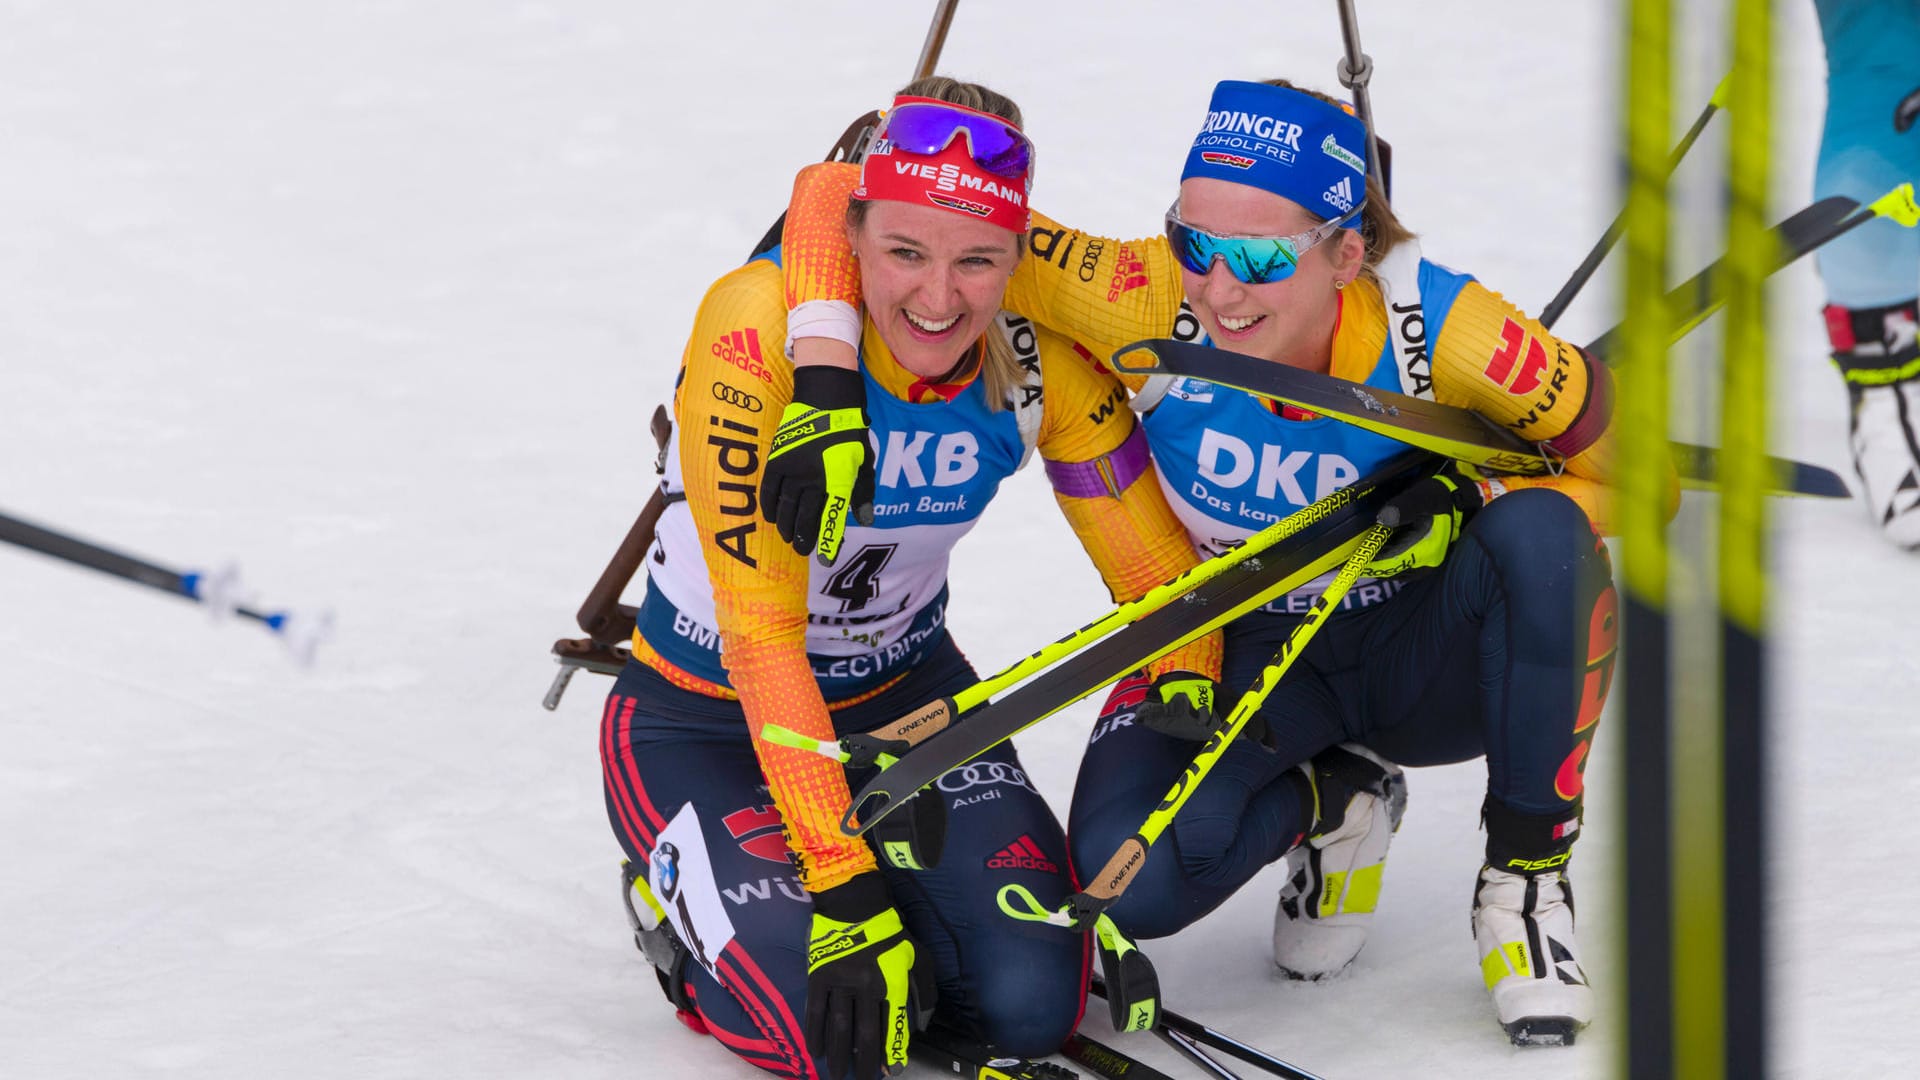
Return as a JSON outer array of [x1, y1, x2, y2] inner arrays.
[[1089, 977, 1325, 1080], [911, 0, 961, 83], [1584, 182, 1920, 360], [0, 509, 330, 664], [1331, 0, 1383, 183], [1155, 1027, 1244, 1080], [1539, 74, 1731, 328]]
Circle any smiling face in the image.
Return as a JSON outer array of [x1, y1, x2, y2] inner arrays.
[[847, 200, 1021, 379], [1175, 176, 1366, 373]]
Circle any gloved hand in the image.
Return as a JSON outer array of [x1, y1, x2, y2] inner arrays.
[[761, 366, 876, 564], [1361, 468, 1490, 578], [1130, 670, 1219, 742], [1131, 670, 1273, 750], [804, 872, 935, 1080]]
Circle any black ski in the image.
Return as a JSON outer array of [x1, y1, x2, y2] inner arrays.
[[841, 453, 1431, 836], [913, 1024, 1079, 1079], [1059, 1034, 1180, 1080], [1113, 340, 1553, 475], [1110, 339, 1851, 499], [1583, 194, 1860, 360]]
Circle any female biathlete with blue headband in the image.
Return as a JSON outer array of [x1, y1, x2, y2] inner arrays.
[[601, 77, 1219, 1080], [770, 79, 1657, 1045]]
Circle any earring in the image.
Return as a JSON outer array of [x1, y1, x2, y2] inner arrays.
[[1333, 278, 1347, 291]]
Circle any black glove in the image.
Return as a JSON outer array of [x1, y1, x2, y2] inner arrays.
[[1363, 467, 1489, 578], [761, 366, 876, 563], [1130, 670, 1219, 741], [804, 873, 936, 1080], [1132, 670, 1273, 751]]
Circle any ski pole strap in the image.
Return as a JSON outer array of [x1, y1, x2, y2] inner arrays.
[[995, 883, 1077, 928], [759, 723, 900, 770]]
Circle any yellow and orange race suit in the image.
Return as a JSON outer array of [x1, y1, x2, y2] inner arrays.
[[782, 161, 1664, 533], [641, 255, 1215, 892]]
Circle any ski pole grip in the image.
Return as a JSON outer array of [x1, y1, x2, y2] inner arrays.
[[1069, 836, 1149, 927], [865, 695, 960, 750]]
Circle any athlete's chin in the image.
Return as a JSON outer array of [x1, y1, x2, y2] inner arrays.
[[888, 338, 975, 381]]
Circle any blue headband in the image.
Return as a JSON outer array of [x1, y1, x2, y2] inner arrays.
[[1180, 81, 1367, 230]]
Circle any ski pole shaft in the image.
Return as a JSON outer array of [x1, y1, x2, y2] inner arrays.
[[2, 510, 186, 595], [1156, 1028, 1243, 1080], [0, 509, 328, 661], [0, 510, 259, 621], [1332, 0, 1383, 183], [1066, 523, 1395, 925], [911, 0, 960, 83], [1540, 73, 1731, 328]]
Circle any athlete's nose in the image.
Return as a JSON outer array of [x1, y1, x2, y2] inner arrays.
[[1198, 256, 1246, 304]]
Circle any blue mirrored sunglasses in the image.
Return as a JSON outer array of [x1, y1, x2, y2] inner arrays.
[[879, 102, 1035, 180], [1164, 199, 1365, 285]]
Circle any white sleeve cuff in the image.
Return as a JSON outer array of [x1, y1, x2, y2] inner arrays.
[[785, 299, 862, 360]]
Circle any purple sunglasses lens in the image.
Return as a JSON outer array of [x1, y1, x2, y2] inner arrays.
[[883, 104, 1033, 178]]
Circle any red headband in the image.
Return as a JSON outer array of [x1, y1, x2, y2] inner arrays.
[[852, 97, 1033, 232]]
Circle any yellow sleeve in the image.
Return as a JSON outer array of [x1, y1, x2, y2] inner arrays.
[[783, 161, 865, 311], [1431, 280, 1675, 533], [1033, 333, 1222, 683], [1009, 213, 1189, 388], [675, 261, 875, 891]]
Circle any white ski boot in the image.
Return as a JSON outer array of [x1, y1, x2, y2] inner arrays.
[[1472, 864, 1592, 1046], [1272, 744, 1408, 980], [1828, 300, 1920, 549]]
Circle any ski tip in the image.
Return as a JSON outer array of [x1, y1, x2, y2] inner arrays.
[[1503, 1016, 1580, 1047], [1109, 340, 1167, 375]]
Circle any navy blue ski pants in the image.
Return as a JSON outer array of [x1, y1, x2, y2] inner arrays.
[[1069, 488, 1618, 938], [601, 633, 1087, 1077]]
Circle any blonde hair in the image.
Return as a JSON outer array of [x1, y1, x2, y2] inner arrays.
[[846, 76, 1029, 411], [1260, 78, 1417, 289]]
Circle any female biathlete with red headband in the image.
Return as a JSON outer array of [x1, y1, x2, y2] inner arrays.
[[771, 79, 1655, 1045], [601, 78, 1217, 1079]]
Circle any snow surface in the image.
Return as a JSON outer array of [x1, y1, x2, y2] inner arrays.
[[3, 2, 1916, 1077]]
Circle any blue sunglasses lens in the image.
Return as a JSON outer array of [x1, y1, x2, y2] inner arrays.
[[1165, 217, 1301, 285], [1164, 200, 1364, 285], [882, 103, 1034, 179]]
